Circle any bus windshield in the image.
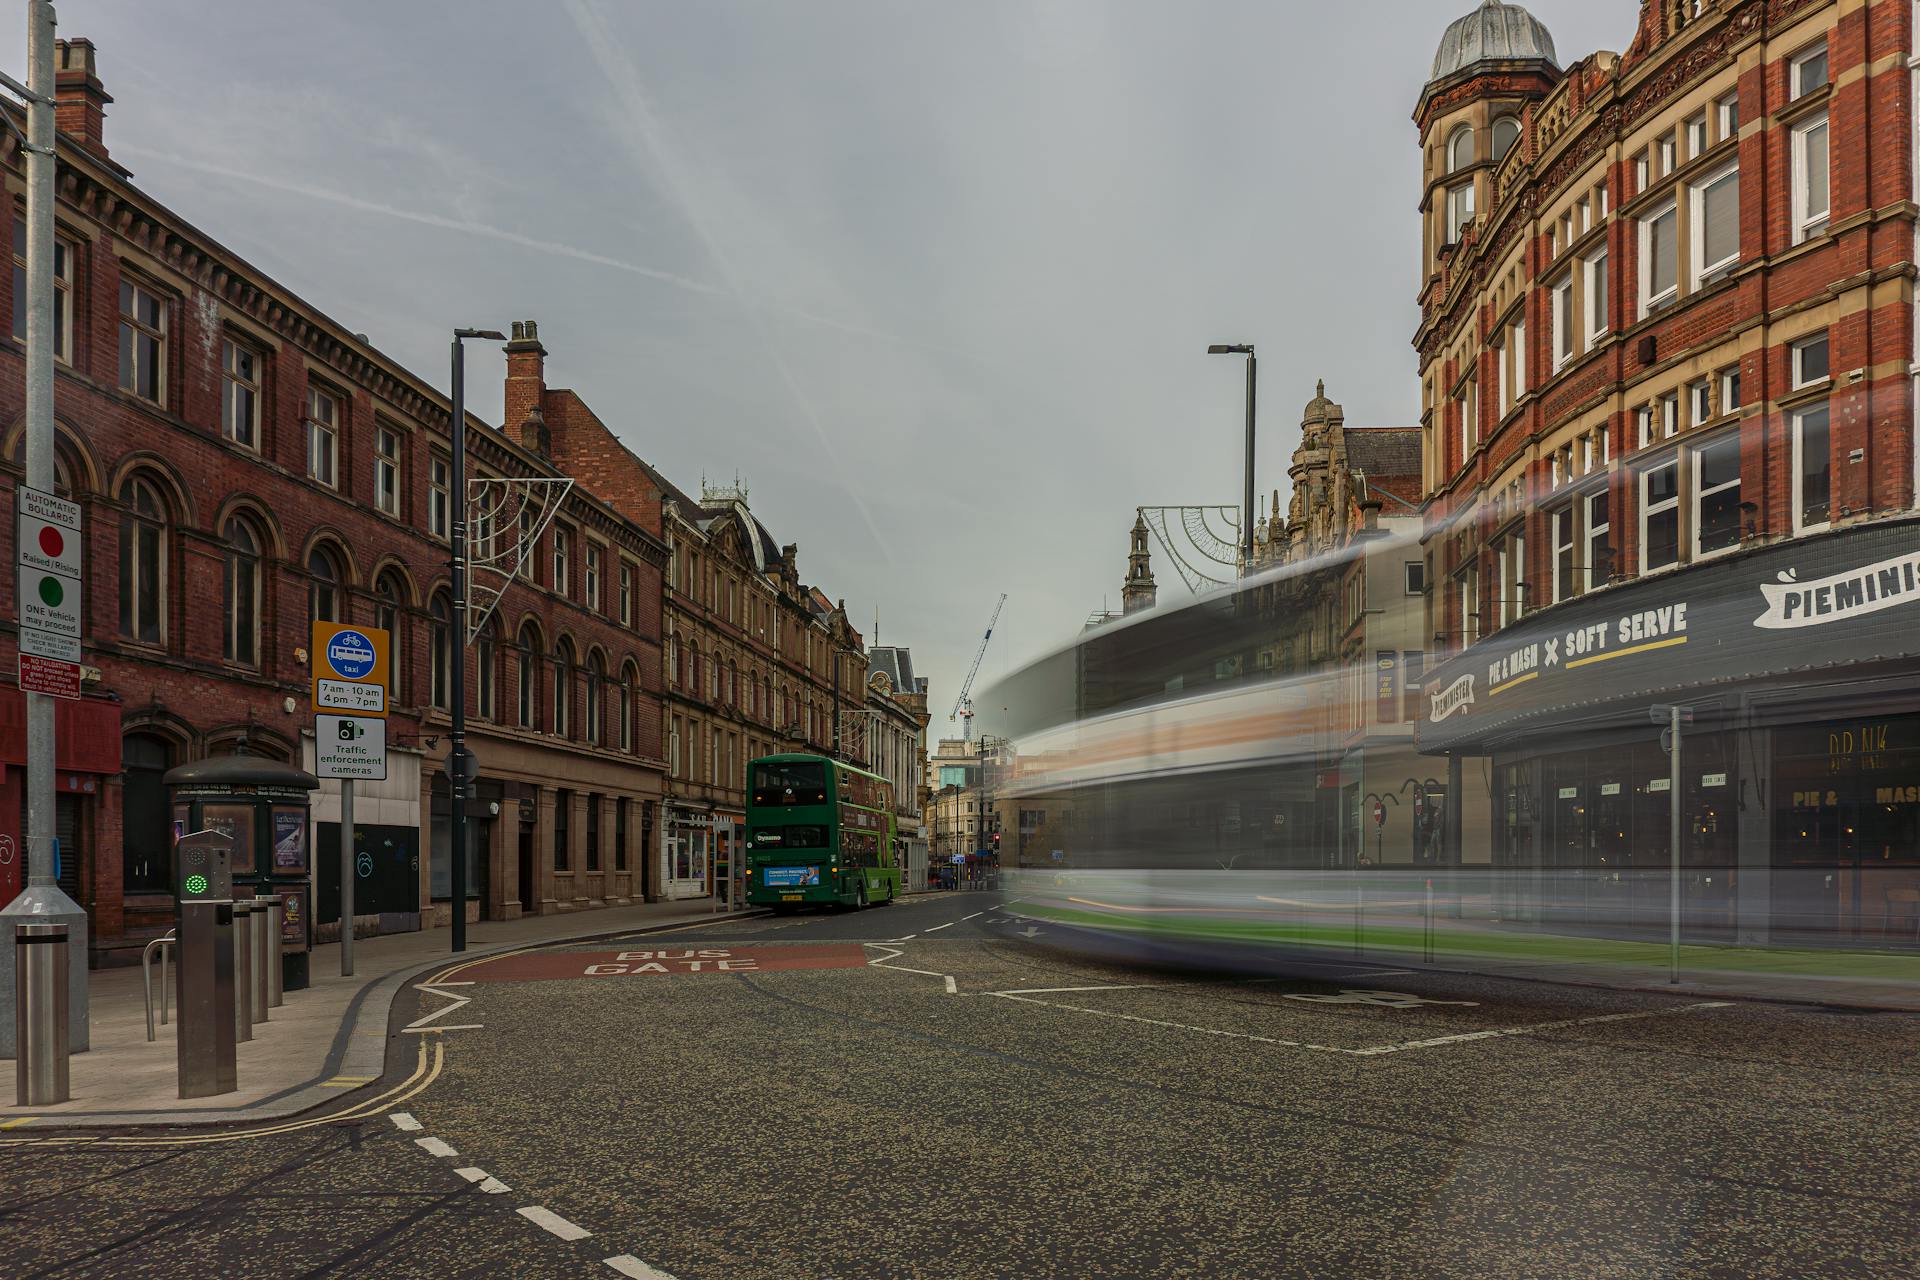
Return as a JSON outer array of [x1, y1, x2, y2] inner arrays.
[[751, 761, 828, 806]]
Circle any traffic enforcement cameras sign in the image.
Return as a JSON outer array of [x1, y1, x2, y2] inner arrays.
[[316, 714, 387, 781]]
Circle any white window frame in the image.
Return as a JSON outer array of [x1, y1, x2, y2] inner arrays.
[[1686, 113, 1709, 160], [1689, 380, 1713, 427], [1793, 333, 1830, 388], [1513, 318, 1527, 395], [220, 338, 261, 449], [553, 525, 571, 597], [373, 424, 401, 516], [119, 278, 168, 403], [1720, 367, 1742, 414], [1640, 457, 1683, 574], [1792, 113, 1830, 244], [1792, 401, 1834, 534], [305, 385, 339, 488], [1637, 405, 1656, 450], [1661, 391, 1681, 440], [428, 454, 450, 540], [1498, 342, 1511, 418], [1447, 181, 1476, 243], [585, 542, 603, 612], [1447, 124, 1475, 173], [1691, 432, 1743, 560], [1791, 41, 1829, 100], [12, 220, 71, 364], [1584, 250, 1609, 347], [619, 561, 634, 626], [1690, 161, 1741, 287], [1640, 200, 1679, 316], [1551, 505, 1577, 604], [1657, 135, 1677, 177], [1717, 92, 1740, 142], [1552, 275, 1575, 370], [1584, 488, 1613, 590]]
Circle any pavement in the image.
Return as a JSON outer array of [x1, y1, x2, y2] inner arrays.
[[3, 890, 1917, 1278], [0, 897, 761, 1127]]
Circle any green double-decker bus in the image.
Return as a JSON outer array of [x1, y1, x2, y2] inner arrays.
[[745, 753, 902, 911]]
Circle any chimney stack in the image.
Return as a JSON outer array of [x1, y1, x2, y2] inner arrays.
[[54, 40, 110, 158], [503, 319, 547, 433]]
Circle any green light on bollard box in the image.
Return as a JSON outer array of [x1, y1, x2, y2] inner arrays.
[[175, 830, 234, 902]]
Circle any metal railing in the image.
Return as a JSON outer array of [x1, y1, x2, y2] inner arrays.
[[141, 930, 175, 1042]]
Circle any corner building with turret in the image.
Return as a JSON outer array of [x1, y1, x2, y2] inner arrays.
[[1413, 0, 1920, 945]]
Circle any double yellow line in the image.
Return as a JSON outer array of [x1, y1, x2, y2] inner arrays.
[[0, 1037, 445, 1149]]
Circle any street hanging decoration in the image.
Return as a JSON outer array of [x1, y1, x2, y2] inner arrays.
[[1138, 505, 1242, 593], [464, 475, 574, 642]]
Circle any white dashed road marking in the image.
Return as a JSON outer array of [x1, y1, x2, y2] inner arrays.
[[926, 922, 954, 932], [962, 912, 983, 921], [518, 1205, 592, 1241], [455, 1166, 512, 1194], [388, 1112, 422, 1131], [414, 1136, 458, 1158], [605, 1254, 681, 1279]]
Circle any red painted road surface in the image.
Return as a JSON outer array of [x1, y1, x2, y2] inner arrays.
[[461, 944, 871, 983]]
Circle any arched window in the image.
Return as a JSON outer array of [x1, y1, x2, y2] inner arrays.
[[1492, 116, 1520, 162], [222, 515, 263, 666], [1447, 124, 1476, 172], [122, 732, 173, 892], [117, 475, 167, 644], [586, 651, 606, 746], [620, 662, 639, 754], [375, 571, 407, 705], [308, 544, 343, 624], [476, 619, 497, 721], [552, 638, 575, 738], [516, 621, 542, 729], [429, 592, 453, 710]]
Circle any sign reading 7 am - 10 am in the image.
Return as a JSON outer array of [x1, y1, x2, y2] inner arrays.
[[311, 622, 390, 718]]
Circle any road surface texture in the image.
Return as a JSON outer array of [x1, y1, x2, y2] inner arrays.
[[4, 890, 1918, 1278]]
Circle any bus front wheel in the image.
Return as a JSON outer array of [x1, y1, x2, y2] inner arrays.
[[852, 880, 868, 911]]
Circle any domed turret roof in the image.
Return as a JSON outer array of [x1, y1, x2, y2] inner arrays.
[[1430, 0, 1558, 83]]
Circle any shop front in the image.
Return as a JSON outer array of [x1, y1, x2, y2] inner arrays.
[[0, 691, 123, 959], [662, 803, 714, 899], [1421, 517, 1920, 949]]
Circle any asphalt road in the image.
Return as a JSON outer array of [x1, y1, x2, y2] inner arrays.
[[4, 890, 1919, 1279]]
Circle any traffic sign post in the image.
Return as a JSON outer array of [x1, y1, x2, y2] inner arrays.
[[311, 623, 390, 978]]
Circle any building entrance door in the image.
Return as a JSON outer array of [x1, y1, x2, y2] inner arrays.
[[518, 823, 535, 914], [664, 811, 710, 899]]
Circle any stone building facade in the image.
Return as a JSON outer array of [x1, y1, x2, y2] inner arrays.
[[0, 42, 669, 964]]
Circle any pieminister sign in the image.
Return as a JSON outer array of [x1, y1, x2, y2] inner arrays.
[[1417, 518, 1920, 753]]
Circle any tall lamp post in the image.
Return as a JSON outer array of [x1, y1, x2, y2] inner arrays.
[[1207, 344, 1257, 574], [449, 328, 506, 954]]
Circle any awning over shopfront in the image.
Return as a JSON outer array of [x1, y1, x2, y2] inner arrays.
[[1418, 518, 1920, 754]]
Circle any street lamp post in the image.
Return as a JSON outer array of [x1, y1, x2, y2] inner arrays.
[[1207, 344, 1257, 574], [449, 328, 506, 954]]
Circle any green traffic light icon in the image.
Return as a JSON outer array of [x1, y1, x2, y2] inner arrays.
[[185, 874, 209, 895], [37, 575, 61, 607]]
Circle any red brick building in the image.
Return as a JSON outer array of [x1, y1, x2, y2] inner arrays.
[[0, 42, 669, 966], [1413, 1, 1920, 945]]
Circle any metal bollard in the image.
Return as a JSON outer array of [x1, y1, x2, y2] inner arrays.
[[232, 903, 254, 1044], [15, 923, 70, 1106], [250, 897, 270, 1025], [264, 896, 284, 1009]]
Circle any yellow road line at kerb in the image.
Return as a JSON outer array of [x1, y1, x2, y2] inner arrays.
[[0, 1038, 444, 1148], [0, 1116, 36, 1129], [1487, 670, 1539, 698], [1566, 634, 1688, 670]]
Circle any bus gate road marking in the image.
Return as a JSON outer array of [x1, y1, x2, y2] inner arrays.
[[460, 943, 871, 983], [864, 942, 960, 993]]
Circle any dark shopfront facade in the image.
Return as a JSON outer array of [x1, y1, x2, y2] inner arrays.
[[1420, 518, 1920, 949]]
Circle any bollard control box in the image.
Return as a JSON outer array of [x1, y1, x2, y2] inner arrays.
[[176, 830, 234, 903]]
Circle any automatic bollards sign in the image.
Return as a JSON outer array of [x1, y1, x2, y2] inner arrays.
[[311, 622, 390, 779]]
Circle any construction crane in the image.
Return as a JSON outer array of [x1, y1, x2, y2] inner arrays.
[[950, 593, 1007, 742]]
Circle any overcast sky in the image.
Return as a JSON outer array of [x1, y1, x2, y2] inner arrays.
[[10, 0, 1630, 727]]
